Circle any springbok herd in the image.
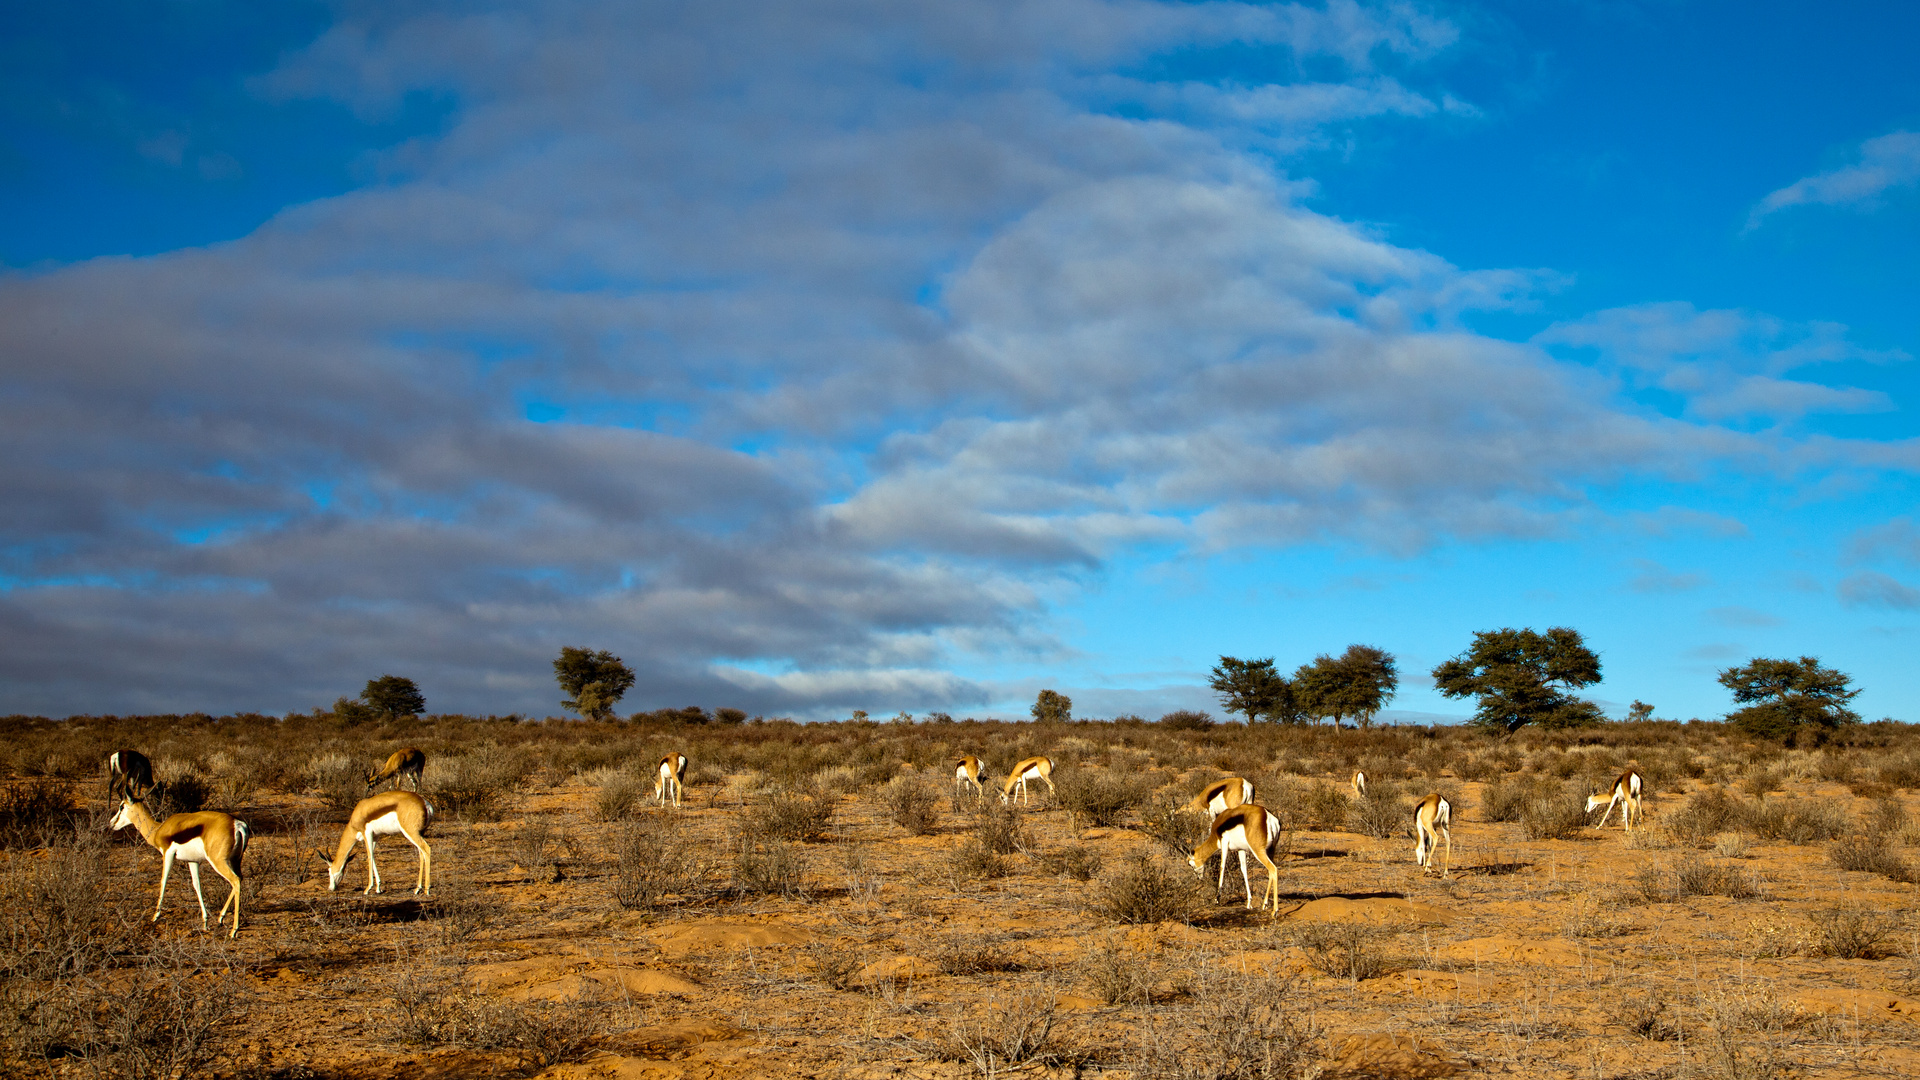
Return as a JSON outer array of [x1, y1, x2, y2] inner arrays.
[[99, 745, 1648, 938]]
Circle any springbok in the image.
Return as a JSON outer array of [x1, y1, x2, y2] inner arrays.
[[366, 747, 427, 793], [110, 797, 250, 937]]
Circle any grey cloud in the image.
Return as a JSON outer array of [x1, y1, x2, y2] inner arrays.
[[1849, 518, 1920, 566], [1838, 572, 1920, 611], [1627, 560, 1706, 594], [1706, 606, 1784, 628]]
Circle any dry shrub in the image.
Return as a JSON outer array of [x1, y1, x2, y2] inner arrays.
[[1077, 935, 1152, 1005], [763, 789, 836, 840], [1035, 844, 1102, 881], [593, 774, 646, 820], [145, 773, 212, 820], [1138, 798, 1208, 857], [1740, 796, 1847, 844], [1672, 861, 1767, 900], [391, 959, 604, 1067], [1611, 990, 1679, 1041], [1481, 777, 1552, 822], [431, 748, 529, 821], [931, 985, 1070, 1075], [430, 883, 504, 949], [730, 834, 809, 897], [1664, 787, 1742, 847], [972, 800, 1029, 855], [1712, 832, 1751, 859], [1520, 789, 1590, 841], [0, 839, 139, 982], [1830, 837, 1919, 883], [1865, 794, 1909, 837], [1811, 907, 1896, 959], [1297, 781, 1353, 831], [61, 938, 248, 1080], [1293, 921, 1390, 981], [882, 774, 942, 836], [805, 940, 865, 990], [1158, 710, 1216, 731], [0, 779, 77, 847], [611, 813, 709, 910], [932, 933, 1023, 975], [305, 752, 365, 814], [1095, 854, 1206, 925], [1056, 769, 1150, 828], [1346, 782, 1407, 839], [948, 840, 1011, 883], [1129, 974, 1317, 1080]]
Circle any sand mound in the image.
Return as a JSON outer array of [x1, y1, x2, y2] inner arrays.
[[852, 955, 941, 986], [1323, 1033, 1462, 1078], [469, 958, 701, 1001], [1794, 987, 1920, 1023], [652, 920, 815, 957], [1286, 897, 1454, 925], [1437, 936, 1586, 967]]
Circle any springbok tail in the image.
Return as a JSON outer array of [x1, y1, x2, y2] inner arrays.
[[233, 820, 252, 855]]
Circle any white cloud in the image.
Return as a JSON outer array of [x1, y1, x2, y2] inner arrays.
[[1748, 130, 1920, 228], [1536, 301, 1907, 423]]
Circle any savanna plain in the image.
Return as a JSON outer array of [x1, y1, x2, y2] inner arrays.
[[6, 713, 1920, 1080]]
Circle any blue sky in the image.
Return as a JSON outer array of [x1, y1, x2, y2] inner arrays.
[[2, 1, 1916, 722]]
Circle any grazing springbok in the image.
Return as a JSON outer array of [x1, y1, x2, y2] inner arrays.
[[1183, 777, 1256, 816], [1587, 770, 1645, 831], [106, 749, 155, 801], [366, 747, 427, 793], [655, 752, 689, 808], [110, 797, 250, 937], [1189, 803, 1285, 911], [1413, 793, 1452, 878], [954, 755, 986, 799], [1001, 756, 1056, 805], [317, 791, 433, 896]]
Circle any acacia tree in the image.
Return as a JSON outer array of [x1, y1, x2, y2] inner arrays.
[[1208, 657, 1287, 723], [1293, 645, 1398, 727], [1431, 627, 1603, 733], [361, 675, 426, 719], [1031, 689, 1072, 722], [553, 646, 637, 720], [1718, 656, 1860, 744]]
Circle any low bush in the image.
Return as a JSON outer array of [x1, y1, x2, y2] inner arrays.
[[1672, 861, 1767, 900], [1056, 769, 1150, 828], [71, 938, 249, 1080], [1128, 975, 1317, 1080], [1520, 789, 1590, 841], [1095, 854, 1206, 925], [1664, 788, 1742, 847], [1347, 783, 1407, 840], [763, 790, 836, 841], [972, 801, 1029, 855], [1829, 838, 1918, 883], [932, 933, 1023, 975], [391, 960, 606, 1067], [1158, 710, 1216, 731], [948, 840, 1011, 883], [0, 779, 77, 847], [730, 835, 809, 898], [1740, 797, 1848, 845], [431, 748, 529, 822], [1293, 921, 1391, 981], [1078, 936, 1153, 1005], [593, 774, 646, 820], [931, 985, 1068, 1074], [882, 775, 942, 836], [1035, 844, 1103, 881], [1811, 907, 1895, 960], [1137, 798, 1207, 857]]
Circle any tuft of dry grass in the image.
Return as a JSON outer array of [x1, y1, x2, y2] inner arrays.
[[1056, 769, 1151, 828], [1293, 921, 1391, 981], [881, 774, 942, 836]]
